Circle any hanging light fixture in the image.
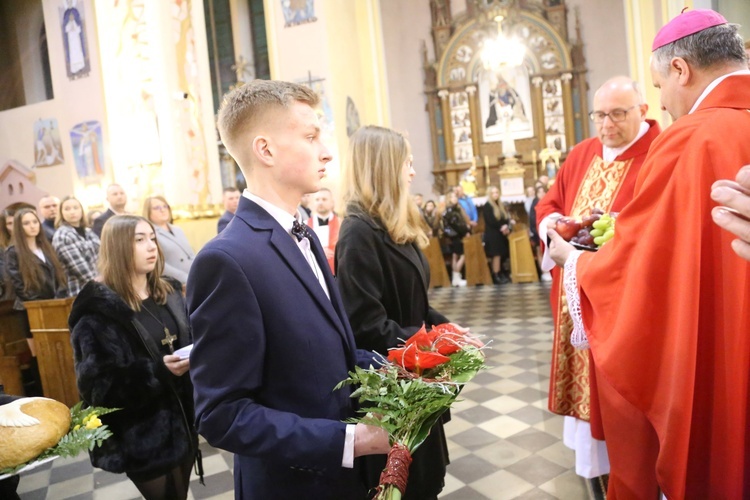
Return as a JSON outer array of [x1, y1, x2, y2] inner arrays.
[[480, 15, 526, 71]]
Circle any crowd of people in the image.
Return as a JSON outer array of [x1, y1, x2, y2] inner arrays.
[[2, 8, 750, 500]]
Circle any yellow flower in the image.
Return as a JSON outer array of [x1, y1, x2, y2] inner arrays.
[[73, 424, 81, 431], [85, 416, 102, 429]]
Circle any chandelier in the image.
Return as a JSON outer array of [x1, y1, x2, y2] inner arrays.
[[480, 15, 526, 71]]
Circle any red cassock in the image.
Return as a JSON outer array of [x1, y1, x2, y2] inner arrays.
[[535, 120, 661, 425], [575, 75, 750, 499]]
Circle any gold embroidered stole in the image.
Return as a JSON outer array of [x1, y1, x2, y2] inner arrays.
[[548, 155, 633, 420]]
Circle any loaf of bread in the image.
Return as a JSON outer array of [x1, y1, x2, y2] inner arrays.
[[0, 398, 71, 469]]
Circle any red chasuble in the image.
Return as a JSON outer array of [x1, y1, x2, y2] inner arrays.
[[576, 75, 750, 499], [536, 120, 661, 422]]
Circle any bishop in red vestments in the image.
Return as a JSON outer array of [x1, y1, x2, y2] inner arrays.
[[536, 76, 661, 481], [549, 10, 750, 499]]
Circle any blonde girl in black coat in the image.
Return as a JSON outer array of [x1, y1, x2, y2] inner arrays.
[[336, 125, 474, 500]]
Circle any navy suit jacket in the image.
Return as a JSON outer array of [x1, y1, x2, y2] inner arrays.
[[187, 197, 376, 499], [217, 210, 233, 233]]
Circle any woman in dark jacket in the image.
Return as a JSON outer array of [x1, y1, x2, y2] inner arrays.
[[483, 186, 513, 284], [442, 191, 469, 286], [6, 208, 67, 304], [336, 125, 472, 500], [6, 208, 67, 395], [422, 199, 442, 238], [69, 215, 199, 500]]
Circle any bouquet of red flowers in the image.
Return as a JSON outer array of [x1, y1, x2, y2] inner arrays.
[[336, 323, 486, 500]]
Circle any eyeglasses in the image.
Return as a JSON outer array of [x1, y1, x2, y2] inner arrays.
[[589, 105, 638, 123], [151, 205, 170, 212]]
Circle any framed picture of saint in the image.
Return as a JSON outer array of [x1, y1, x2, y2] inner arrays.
[[478, 65, 534, 143], [59, 0, 91, 80], [33, 118, 65, 168], [70, 121, 104, 180]]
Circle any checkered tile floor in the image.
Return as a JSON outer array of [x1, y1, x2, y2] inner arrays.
[[16, 283, 589, 499]]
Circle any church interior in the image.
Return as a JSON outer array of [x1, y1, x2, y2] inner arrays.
[[1, 0, 749, 499]]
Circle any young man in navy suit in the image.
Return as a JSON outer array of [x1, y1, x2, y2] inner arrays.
[[186, 80, 390, 499]]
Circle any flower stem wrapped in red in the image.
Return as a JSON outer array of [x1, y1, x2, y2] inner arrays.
[[337, 323, 486, 500]]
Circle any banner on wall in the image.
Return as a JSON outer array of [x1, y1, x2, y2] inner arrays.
[[60, 0, 91, 80], [70, 121, 104, 181], [282, 0, 317, 27], [33, 118, 65, 168]]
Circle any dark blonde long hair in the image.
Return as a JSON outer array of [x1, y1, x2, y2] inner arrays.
[[11, 208, 67, 294], [55, 196, 87, 228], [342, 126, 429, 248], [98, 215, 173, 310], [487, 186, 508, 220]]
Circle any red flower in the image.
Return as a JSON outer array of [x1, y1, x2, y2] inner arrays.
[[430, 324, 465, 355], [405, 325, 432, 348], [387, 343, 450, 372]]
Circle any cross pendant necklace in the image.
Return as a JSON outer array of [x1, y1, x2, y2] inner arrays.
[[141, 299, 176, 354], [161, 327, 177, 351]]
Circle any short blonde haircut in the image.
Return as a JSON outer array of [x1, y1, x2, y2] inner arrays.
[[217, 80, 319, 163], [342, 126, 429, 248]]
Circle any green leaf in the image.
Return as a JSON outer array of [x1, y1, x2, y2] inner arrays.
[[0, 404, 120, 477]]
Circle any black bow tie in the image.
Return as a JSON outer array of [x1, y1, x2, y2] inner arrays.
[[317, 217, 329, 226], [291, 220, 310, 242]]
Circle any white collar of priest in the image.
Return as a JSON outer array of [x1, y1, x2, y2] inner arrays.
[[689, 69, 750, 115], [602, 121, 651, 162]]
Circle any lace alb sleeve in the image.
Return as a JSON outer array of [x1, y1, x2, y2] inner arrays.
[[564, 250, 589, 349]]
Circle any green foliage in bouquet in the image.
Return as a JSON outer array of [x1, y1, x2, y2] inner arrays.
[[336, 324, 486, 500], [0, 402, 120, 476]]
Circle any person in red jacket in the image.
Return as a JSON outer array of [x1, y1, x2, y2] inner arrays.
[[534, 76, 660, 490], [549, 10, 750, 498]]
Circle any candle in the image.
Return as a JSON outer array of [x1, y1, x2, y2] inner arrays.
[[484, 155, 490, 189]]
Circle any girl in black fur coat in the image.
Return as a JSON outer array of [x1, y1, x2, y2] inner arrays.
[[68, 215, 199, 500]]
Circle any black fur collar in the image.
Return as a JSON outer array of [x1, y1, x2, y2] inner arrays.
[[68, 277, 182, 329]]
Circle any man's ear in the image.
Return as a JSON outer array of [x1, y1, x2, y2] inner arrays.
[[638, 102, 649, 119], [671, 57, 692, 86], [253, 136, 273, 167]]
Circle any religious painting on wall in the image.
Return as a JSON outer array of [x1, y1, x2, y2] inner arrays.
[[59, 0, 91, 80], [282, 0, 317, 28], [70, 121, 104, 181], [543, 78, 566, 151], [449, 91, 472, 163], [478, 66, 534, 143], [32, 118, 65, 168], [346, 96, 360, 137]]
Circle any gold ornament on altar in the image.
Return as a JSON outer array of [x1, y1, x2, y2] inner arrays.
[[460, 158, 478, 197]]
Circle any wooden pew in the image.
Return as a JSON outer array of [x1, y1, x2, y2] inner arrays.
[[25, 298, 78, 407], [424, 237, 451, 288], [0, 300, 31, 396], [508, 225, 540, 284], [463, 233, 492, 286]]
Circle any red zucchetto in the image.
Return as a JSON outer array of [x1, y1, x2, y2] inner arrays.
[[652, 9, 728, 51]]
